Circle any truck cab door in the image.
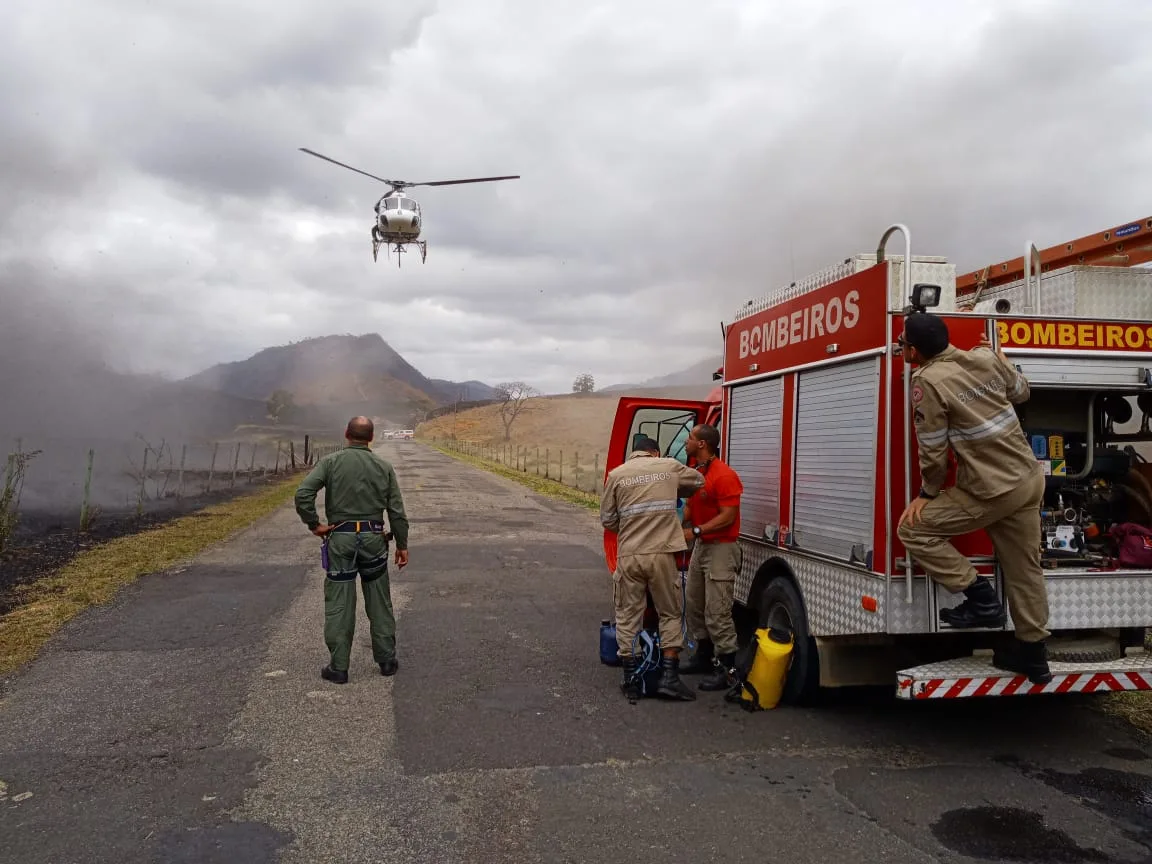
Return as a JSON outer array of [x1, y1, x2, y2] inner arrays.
[[601, 397, 718, 572]]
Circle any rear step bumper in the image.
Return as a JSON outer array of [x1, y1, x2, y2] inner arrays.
[[896, 650, 1152, 700]]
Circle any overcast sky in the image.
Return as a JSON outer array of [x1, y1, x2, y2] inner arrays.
[[2, 0, 1150, 395]]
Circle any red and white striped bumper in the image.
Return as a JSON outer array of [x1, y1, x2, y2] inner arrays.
[[896, 651, 1152, 700]]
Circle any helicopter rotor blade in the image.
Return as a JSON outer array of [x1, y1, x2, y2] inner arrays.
[[406, 175, 521, 187], [298, 148, 403, 187]]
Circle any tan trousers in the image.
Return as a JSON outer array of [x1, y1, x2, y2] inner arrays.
[[686, 541, 741, 655], [898, 467, 1049, 642], [614, 552, 684, 657]]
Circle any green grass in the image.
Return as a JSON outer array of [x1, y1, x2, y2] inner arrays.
[[421, 439, 599, 511], [0, 472, 307, 677]]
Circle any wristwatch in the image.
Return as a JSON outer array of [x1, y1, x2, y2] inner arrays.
[[692, 526, 702, 538]]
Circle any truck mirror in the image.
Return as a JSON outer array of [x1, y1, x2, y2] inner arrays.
[[911, 283, 941, 311]]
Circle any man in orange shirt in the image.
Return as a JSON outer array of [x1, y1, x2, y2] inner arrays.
[[679, 423, 744, 691]]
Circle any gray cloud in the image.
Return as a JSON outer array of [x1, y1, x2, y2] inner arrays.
[[2, 0, 1150, 421]]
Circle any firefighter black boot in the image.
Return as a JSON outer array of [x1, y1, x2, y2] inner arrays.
[[993, 638, 1053, 685], [656, 654, 696, 701], [698, 652, 736, 692], [620, 656, 641, 702], [939, 576, 1006, 629], [679, 639, 714, 675]]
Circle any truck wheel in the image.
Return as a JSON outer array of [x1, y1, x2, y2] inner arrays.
[[756, 576, 819, 705]]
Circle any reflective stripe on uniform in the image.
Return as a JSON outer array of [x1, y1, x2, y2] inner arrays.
[[619, 500, 678, 519], [947, 405, 1019, 444]]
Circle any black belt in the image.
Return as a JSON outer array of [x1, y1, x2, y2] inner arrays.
[[330, 520, 387, 534]]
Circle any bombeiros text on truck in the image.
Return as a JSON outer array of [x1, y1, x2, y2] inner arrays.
[[603, 216, 1152, 702]]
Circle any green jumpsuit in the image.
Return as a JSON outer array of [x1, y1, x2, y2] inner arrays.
[[294, 444, 410, 673]]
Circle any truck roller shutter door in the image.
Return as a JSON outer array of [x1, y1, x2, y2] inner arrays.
[[793, 356, 880, 562], [726, 378, 783, 540]]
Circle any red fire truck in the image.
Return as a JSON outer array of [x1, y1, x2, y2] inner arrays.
[[603, 217, 1152, 702]]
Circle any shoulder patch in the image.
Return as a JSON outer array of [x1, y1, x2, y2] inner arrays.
[[911, 384, 924, 404]]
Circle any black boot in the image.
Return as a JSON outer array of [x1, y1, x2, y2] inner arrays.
[[698, 652, 736, 692], [379, 658, 398, 676], [321, 665, 348, 684], [620, 656, 642, 702], [939, 576, 1006, 629], [993, 638, 1053, 685], [679, 639, 714, 675], [656, 654, 696, 701]]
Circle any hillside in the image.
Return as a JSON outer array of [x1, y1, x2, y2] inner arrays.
[[418, 393, 622, 462], [430, 379, 498, 401], [416, 382, 719, 487], [602, 355, 722, 393], [183, 333, 488, 422]]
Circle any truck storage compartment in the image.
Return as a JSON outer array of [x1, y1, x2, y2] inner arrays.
[[1015, 386, 1152, 573]]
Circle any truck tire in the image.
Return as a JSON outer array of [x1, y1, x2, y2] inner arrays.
[[1046, 634, 1122, 663], [756, 575, 819, 705]]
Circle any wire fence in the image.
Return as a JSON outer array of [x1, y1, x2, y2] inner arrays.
[[421, 436, 605, 496], [1, 434, 343, 551]]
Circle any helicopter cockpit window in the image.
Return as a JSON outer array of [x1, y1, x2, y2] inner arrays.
[[384, 199, 399, 210], [401, 198, 416, 210]]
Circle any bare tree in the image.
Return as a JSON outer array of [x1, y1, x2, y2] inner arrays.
[[494, 381, 540, 441], [572, 372, 595, 394]]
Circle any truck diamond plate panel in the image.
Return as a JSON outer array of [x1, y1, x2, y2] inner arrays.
[[734, 541, 885, 635], [972, 265, 1152, 319], [1035, 574, 1152, 631], [727, 379, 783, 543], [733, 254, 958, 322]]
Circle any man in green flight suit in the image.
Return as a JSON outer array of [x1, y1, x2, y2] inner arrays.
[[295, 416, 410, 684]]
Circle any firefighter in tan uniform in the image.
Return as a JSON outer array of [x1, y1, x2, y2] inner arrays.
[[896, 312, 1052, 685], [600, 436, 705, 701]]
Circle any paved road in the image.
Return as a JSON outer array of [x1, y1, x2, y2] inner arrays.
[[3, 441, 1152, 863]]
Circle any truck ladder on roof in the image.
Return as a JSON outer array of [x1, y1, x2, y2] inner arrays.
[[956, 216, 1152, 297]]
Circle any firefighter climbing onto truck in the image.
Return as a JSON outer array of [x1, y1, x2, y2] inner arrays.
[[896, 311, 1052, 685]]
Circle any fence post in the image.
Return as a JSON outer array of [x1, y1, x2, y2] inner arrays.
[[136, 444, 148, 517], [575, 451, 580, 491], [176, 444, 187, 500], [248, 443, 257, 483], [79, 448, 95, 532], [546, 449, 550, 479], [231, 442, 241, 488], [559, 450, 563, 485], [274, 441, 282, 474], [594, 453, 600, 493], [207, 442, 219, 492]]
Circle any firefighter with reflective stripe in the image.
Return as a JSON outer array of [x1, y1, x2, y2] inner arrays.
[[600, 436, 705, 701], [295, 416, 410, 685], [679, 423, 745, 691], [896, 312, 1052, 685]]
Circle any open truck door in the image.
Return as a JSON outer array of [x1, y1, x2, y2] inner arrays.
[[602, 396, 719, 573]]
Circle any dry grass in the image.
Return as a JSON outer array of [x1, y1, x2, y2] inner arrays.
[[1100, 692, 1152, 737], [0, 471, 307, 677], [424, 440, 599, 511], [417, 394, 624, 488]]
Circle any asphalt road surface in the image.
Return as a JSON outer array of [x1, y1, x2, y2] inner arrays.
[[3, 441, 1152, 863]]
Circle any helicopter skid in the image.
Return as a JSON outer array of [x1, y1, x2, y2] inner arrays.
[[372, 228, 426, 267]]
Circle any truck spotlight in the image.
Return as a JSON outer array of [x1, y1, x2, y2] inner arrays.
[[911, 283, 941, 312]]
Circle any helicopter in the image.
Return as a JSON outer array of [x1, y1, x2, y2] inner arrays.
[[299, 148, 520, 266]]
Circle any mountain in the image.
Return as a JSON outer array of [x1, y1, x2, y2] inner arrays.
[[182, 333, 493, 422], [601, 355, 723, 393], [430, 379, 499, 402]]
